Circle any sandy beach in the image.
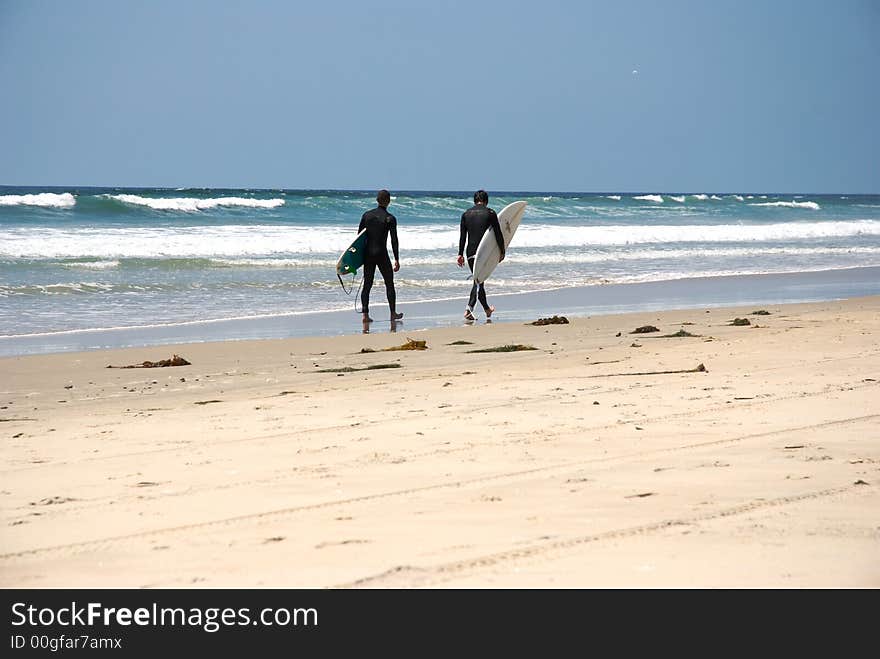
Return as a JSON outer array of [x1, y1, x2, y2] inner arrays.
[[1, 295, 878, 588]]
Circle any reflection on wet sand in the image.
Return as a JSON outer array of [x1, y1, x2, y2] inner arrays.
[[363, 318, 401, 334]]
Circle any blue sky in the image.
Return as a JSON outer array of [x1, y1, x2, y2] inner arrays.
[[1, 0, 877, 191]]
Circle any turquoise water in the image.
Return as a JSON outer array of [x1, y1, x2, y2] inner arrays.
[[2, 187, 879, 338]]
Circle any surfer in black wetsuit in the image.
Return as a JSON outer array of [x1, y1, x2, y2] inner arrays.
[[359, 189, 403, 323], [457, 189, 505, 321]]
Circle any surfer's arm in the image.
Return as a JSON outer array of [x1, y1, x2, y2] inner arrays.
[[358, 215, 366, 233], [490, 210, 506, 261], [390, 215, 400, 262], [458, 214, 467, 257]]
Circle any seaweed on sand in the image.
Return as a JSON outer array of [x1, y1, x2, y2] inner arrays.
[[318, 363, 403, 373], [528, 316, 569, 326], [360, 338, 427, 353], [466, 344, 538, 353]]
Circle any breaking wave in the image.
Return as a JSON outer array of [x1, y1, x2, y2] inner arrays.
[[106, 194, 285, 211], [0, 193, 76, 208], [751, 200, 821, 210]]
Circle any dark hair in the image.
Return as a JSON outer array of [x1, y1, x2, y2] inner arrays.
[[377, 189, 391, 206], [473, 189, 489, 204]]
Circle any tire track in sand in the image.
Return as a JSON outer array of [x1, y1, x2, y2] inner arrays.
[[2, 413, 876, 561], [338, 482, 870, 588]]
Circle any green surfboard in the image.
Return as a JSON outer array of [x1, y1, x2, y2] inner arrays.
[[336, 229, 368, 293], [337, 229, 367, 276]]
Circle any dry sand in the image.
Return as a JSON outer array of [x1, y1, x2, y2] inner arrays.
[[1, 296, 878, 588]]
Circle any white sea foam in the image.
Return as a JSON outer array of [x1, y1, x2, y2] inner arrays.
[[206, 246, 880, 269], [0, 282, 118, 296], [210, 258, 331, 268], [605, 195, 622, 201], [604, 266, 864, 286], [509, 221, 880, 246], [61, 260, 120, 270], [710, 195, 723, 200], [669, 196, 686, 203], [0, 225, 391, 258], [691, 194, 709, 200], [751, 200, 821, 210], [0, 192, 76, 208], [3, 220, 880, 258], [395, 278, 484, 289], [108, 194, 285, 211], [733, 195, 745, 201], [509, 246, 880, 264], [633, 195, 664, 203]]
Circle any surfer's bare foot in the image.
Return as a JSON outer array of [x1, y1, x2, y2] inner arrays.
[[391, 312, 403, 321], [485, 306, 495, 318], [363, 314, 373, 323], [464, 309, 475, 321]]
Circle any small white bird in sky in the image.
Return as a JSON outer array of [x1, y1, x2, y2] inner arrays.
[[632, 69, 639, 75]]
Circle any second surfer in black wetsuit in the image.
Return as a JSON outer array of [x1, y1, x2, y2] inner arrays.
[[359, 189, 403, 323], [457, 189, 505, 321]]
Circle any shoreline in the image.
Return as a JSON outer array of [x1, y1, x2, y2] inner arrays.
[[1, 295, 877, 587], [3, 265, 880, 357]]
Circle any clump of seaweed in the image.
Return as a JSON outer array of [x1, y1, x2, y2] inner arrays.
[[528, 316, 569, 326], [729, 318, 751, 326], [107, 354, 191, 369], [466, 344, 538, 353], [631, 325, 660, 334], [587, 363, 707, 378], [656, 329, 701, 338], [751, 310, 771, 315], [385, 338, 427, 351], [318, 363, 402, 373], [360, 338, 427, 354], [447, 340, 474, 345]]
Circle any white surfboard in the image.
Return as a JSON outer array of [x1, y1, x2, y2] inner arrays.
[[471, 200, 527, 285]]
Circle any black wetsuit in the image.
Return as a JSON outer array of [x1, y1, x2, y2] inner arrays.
[[358, 205, 400, 316], [459, 204, 505, 311]]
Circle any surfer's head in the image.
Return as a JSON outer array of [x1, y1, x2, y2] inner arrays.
[[377, 189, 391, 207], [474, 190, 488, 205]]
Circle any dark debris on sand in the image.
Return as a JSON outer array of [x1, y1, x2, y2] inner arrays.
[[108, 354, 191, 369], [588, 363, 707, 378], [360, 339, 427, 353], [528, 315, 569, 326], [631, 325, 660, 334], [655, 329, 701, 338], [729, 318, 751, 326], [467, 344, 538, 353], [318, 363, 403, 373]]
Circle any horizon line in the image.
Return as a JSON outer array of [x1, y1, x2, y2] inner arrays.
[[1, 185, 878, 196]]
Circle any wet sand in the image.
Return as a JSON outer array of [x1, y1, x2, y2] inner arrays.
[[4, 265, 879, 357]]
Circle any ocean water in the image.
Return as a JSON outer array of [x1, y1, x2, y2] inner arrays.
[[2, 187, 879, 341]]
